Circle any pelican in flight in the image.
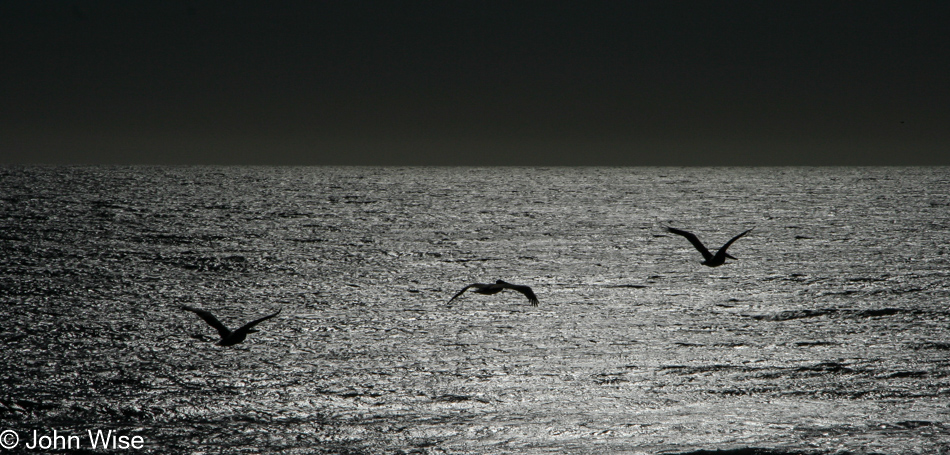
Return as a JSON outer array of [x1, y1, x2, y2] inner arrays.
[[181, 306, 281, 346], [664, 226, 753, 267], [448, 280, 539, 306]]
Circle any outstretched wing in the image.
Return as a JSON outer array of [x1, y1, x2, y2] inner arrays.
[[716, 228, 753, 256], [181, 305, 231, 339], [234, 310, 282, 335], [501, 283, 540, 306], [447, 284, 477, 304], [665, 226, 713, 261]]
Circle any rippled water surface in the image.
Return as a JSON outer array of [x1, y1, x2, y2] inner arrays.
[[1, 166, 949, 454]]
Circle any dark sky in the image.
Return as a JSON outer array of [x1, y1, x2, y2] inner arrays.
[[2, 1, 948, 165]]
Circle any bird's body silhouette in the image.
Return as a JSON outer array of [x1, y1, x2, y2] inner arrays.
[[448, 280, 539, 306], [665, 226, 753, 267], [181, 306, 281, 346]]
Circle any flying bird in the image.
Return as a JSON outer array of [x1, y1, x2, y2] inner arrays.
[[447, 280, 539, 306], [664, 226, 753, 267], [181, 305, 281, 346]]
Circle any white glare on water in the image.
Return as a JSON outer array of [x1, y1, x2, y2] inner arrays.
[[1, 166, 948, 454]]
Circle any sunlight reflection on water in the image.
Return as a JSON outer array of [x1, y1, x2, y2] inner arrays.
[[1, 166, 949, 454]]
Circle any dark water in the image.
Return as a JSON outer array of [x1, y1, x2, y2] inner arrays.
[[1, 166, 949, 454]]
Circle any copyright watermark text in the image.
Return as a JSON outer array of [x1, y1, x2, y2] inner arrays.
[[0, 429, 144, 451]]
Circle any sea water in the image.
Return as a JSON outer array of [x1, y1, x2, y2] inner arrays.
[[1, 166, 948, 454]]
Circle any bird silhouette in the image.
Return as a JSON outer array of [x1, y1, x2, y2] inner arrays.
[[447, 280, 539, 306], [664, 226, 753, 267], [181, 306, 281, 346]]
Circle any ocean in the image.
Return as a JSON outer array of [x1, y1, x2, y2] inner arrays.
[[1, 165, 948, 454]]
